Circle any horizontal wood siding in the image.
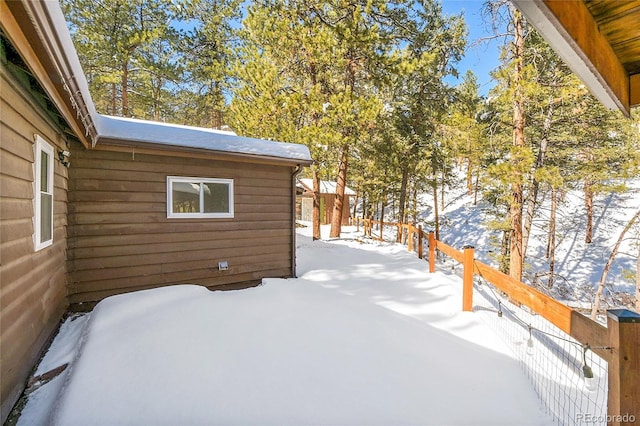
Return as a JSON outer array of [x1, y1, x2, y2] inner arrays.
[[67, 145, 296, 304], [0, 68, 68, 421]]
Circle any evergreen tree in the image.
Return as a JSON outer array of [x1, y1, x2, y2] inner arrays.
[[477, 0, 527, 277], [230, 0, 414, 238], [444, 71, 485, 203], [176, 0, 242, 128], [561, 97, 639, 244], [230, 0, 343, 238], [62, 0, 178, 118], [385, 2, 465, 231], [484, 4, 640, 287]]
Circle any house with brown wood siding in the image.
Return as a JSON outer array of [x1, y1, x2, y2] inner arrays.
[[297, 178, 355, 225], [0, 1, 312, 421]]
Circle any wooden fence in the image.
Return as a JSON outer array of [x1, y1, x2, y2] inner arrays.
[[355, 217, 639, 425]]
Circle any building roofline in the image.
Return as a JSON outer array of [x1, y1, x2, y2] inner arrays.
[[1, 0, 313, 165], [96, 114, 313, 165], [1, 0, 98, 146]]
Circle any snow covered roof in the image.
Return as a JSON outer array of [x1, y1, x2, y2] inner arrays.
[[9, 0, 312, 164], [96, 115, 312, 164], [299, 178, 356, 195]]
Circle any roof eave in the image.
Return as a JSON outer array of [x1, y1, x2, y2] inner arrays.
[[512, 0, 633, 117], [96, 139, 314, 167], [1, 0, 98, 146]]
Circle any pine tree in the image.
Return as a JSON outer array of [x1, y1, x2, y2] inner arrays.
[[231, 0, 414, 238], [176, 0, 242, 128], [480, 1, 533, 280], [444, 71, 485, 202], [370, 0, 465, 232], [62, 0, 178, 118], [564, 99, 638, 244]]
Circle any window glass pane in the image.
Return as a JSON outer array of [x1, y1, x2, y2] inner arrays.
[[40, 150, 49, 192], [172, 182, 200, 213], [40, 193, 53, 243], [203, 183, 230, 213]]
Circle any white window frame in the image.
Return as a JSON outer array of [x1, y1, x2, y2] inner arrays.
[[167, 176, 234, 219], [33, 135, 54, 251]]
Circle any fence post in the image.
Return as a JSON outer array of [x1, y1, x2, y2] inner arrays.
[[397, 221, 402, 243], [369, 216, 373, 237], [418, 225, 423, 259], [462, 245, 475, 312], [606, 309, 640, 425], [428, 232, 436, 273]]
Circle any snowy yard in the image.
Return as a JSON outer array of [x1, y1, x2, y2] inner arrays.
[[18, 226, 553, 425]]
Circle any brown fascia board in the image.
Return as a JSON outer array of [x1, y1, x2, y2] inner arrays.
[[632, 74, 640, 107], [1, 0, 98, 147], [512, 0, 630, 117]]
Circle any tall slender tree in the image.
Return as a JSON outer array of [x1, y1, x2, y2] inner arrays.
[[507, 5, 527, 282], [62, 0, 177, 117], [231, 0, 419, 238], [176, 0, 242, 128]]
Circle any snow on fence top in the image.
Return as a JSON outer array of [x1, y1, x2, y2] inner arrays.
[[96, 114, 313, 163]]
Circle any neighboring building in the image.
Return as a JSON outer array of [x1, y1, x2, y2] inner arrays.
[[297, 179, 355, 226], [0, 1, 312, 421]]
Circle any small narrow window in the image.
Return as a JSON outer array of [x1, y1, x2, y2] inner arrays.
[[167, 177, 234, 218], [34, 135, 54, 250]]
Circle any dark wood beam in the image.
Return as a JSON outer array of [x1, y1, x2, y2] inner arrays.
[[513, 0, 631, 116]]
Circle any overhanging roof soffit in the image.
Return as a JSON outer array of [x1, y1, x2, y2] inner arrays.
[[512, 0, 640, 117]]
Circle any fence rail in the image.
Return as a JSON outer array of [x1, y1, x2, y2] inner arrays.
[[353, 217, 639, 425]]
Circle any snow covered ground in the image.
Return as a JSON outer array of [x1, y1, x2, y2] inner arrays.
[[17, 226, 554, 425], [406, 176, 640, 309]]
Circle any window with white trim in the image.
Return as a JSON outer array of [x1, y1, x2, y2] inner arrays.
[[167, 176, 234, 218], [34, 135, 54, 250]]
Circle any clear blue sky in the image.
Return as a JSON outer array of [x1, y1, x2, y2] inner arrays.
[[178, 0, 504, 97], [441, 0, 504, 96]]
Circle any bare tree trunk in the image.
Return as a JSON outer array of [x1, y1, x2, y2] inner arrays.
[[330, 145, 349, 238], [111, 82, 117, 115], [122, 61, 129, 116], [500, 230, 510, 274], [352, 192, 358, 223], [509, 184, 525, 281], [398, 168, 409, 223], [312, 167, 321, 240], [412, 187, 418, 224], [522, 183, 538, 262], [584, 180, 594, 243], [473, 167, 480, 206], [466, 157, 473, 196], [590, 208, 640, 319], [380, 194, 385, 240], [432, 176, 440, 241], [523, 96, 553, 260], [547, 187, 558, 288], [440, 168, 445, 212], [509, 6, 526, 282]]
